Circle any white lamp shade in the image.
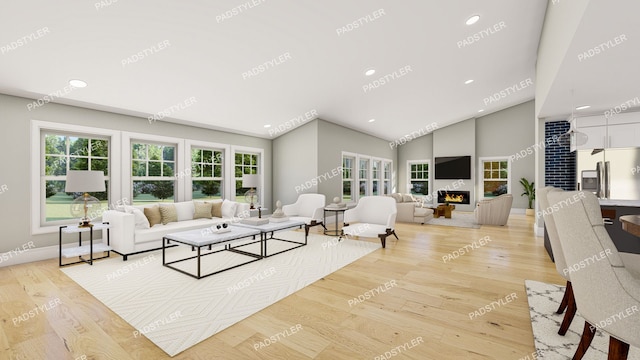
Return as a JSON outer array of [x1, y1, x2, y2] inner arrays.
[[65, 170, 106, 193], [242, 174, 260, 188]]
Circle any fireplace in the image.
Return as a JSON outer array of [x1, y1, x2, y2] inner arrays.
[[437, 190, 470, 205]]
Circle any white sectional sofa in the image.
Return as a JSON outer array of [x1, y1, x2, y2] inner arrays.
[[103, 199, 250, 260], [388, 193, 434, 224]]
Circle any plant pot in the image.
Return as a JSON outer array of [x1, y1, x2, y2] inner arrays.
[[525, 208, 535, 216]]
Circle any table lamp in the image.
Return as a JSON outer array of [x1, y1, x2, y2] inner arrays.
[[65, 170, 106, 227]]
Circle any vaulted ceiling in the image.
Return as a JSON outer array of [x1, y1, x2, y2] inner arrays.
[[9, 0, 632, 142]]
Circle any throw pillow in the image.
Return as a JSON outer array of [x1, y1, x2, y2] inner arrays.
[[124, 205, 150, 229], [402, 194, 415, 203], [221, 199, 238, 218], [159, 204, 178, 225], [143, 205, 162, 227], [390, 193, 402, 203], [174, 201, 195, 221], [193, 202, 213, 219], [208, 200, 223, 218]]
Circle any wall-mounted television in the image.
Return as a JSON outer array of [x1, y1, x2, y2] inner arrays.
[[434, 156, 472, 179]]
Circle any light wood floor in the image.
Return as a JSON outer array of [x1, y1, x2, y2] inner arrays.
[[0, 213, 563, 359]]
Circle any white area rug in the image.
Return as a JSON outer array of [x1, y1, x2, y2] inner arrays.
[[426, 211, 480, 228], [525, 280, 639, 359], [61, 231, 378, 357]]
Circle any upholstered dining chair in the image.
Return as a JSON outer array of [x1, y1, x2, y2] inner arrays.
[[538, 186, 577, 335], [474, 193, 513, 225], [548, 190, 640, 360], [343, 196, 397, 248], [282, 193, 325, 236]]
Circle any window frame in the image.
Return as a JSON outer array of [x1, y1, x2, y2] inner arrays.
[[407, 159, 431, 201], [231, 145, 264, 206], [341, 153, 356, 203], [184, 140, 230, 201], [122, 132, 184, 205], [31, 120, 121, 235], [478, 156, 511, 200]]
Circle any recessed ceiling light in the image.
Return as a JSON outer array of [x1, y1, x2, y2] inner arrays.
[[365, 69, 376, 76], [478, 109, 484, 113], [69, 79, 87, 88], [466, 15, 480, 25], [264, 124, 271, 128], [368, 119, 375, 123], [575, 105, 591, 110], [464, 79, 474, 85]]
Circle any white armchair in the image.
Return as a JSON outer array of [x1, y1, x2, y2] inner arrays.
[[474, 193, 513, 226], [282, 194, 326, 235], [343, 196, 398, 248]]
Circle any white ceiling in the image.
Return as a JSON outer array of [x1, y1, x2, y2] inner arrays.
[[538, 0, 640, 121], [1, 0, 548, 140]]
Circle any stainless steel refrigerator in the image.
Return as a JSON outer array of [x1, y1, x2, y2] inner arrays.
[[578, 148, 640, 200]]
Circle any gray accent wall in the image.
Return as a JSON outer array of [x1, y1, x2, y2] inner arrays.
[[272, 119, 318, 206], [432, 118, 476, 211], [0, 93, 271, 255], [316, 120, 396, 201], [476, 100, 535, 209]]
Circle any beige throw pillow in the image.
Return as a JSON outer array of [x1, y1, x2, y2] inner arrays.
[[159, 204, 178, 225], [194, 202, 213, 219], [143, 205, 162, 227], [208, 200, 223, 218]]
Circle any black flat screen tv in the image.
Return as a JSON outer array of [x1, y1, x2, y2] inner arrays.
[[434, 156, 471, 179]]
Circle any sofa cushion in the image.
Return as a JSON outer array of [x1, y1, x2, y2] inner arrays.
[[144, 205, 162, 227], [159, 204, 178, 225], [207, 200, 223, 218], [124, 205, 150, 229], [194, 202, 213, 219], [174, 201, 195, 221], [221, 199, 237, 218], [402, 194, 415, 203]]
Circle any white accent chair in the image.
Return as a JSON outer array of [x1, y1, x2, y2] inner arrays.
[[343, 196, 398, 248], [474, 193, 513, 226], [282, 194, 326, 236], [538, 186, 576, 335], [549, 190, 640, 359]]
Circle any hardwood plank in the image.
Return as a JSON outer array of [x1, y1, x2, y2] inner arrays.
[[1, 213, 558, 358]]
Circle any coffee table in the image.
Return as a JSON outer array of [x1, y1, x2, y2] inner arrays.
[[162, 226, 261, 279], [434, 204, 455, 218], [233, 219, 307, 257]]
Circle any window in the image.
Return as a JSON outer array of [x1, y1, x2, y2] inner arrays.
[[342, 153, 393, 202], [372, 160, 381, 195], [43, 133, 110, 223], [131, 142, 176, 204], [191, 148, 223, 200], [480, 158, 510, 198], [342, 155, 355, 202], [383, 162, 391, 195], [234, 151, 259, 204], [408, 160, 429, 197], [358, 158, 369, 197]]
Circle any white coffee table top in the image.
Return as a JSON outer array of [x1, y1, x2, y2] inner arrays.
[[232, 219, 305, 232], [164, 226, 260, 246]]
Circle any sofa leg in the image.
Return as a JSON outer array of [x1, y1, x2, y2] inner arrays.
[[123, 255, 128, 261]]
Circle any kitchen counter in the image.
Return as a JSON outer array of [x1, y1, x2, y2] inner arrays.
[[598, 199, 640, 207]]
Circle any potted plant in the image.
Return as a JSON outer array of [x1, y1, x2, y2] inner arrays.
[[520, 177, 535, 216]]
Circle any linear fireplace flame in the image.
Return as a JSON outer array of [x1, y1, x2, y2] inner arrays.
[[437, 190, 470, 205], [444, 193, 465, 203]]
